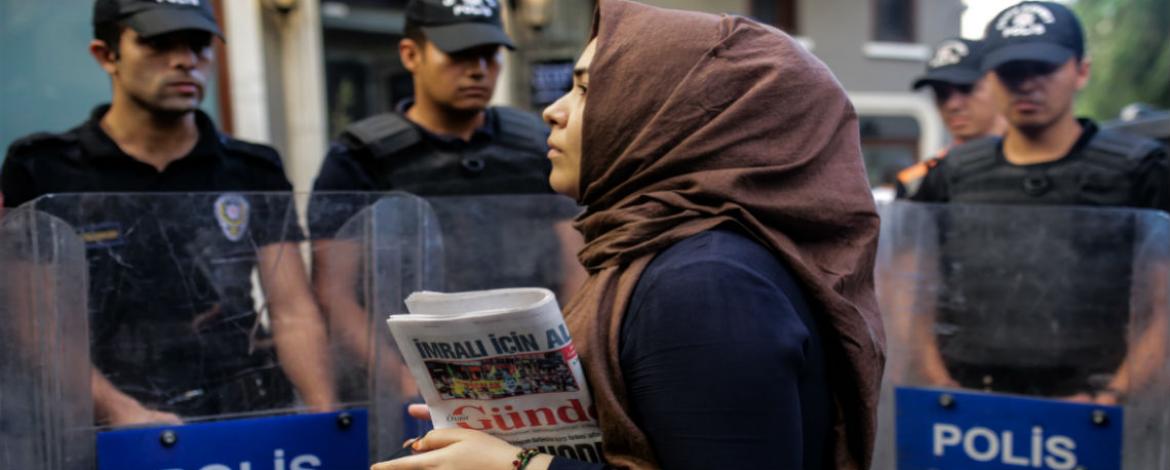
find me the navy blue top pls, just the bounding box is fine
[550,227,831,470]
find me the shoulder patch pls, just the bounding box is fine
[342,113,422,159]
[493,107,548,153]
[220,134,285,170]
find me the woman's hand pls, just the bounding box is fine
[371,428,552,470]
[407,403,431,421]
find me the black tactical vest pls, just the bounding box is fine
[337,107,565,294]
[943,128,1164,206]
[341,107,552,195]
[934,129,1163,376]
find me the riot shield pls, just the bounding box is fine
[311,192,444,460]
[423,194,584,295]
[318,193,583,461]
[874,202,1170,470]
[0,207,91,469]
[13,192,377,469]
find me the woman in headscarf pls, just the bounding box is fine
[372,0,884,469]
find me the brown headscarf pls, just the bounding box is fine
[561,1,885,469]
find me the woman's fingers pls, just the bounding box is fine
[412,428,483,452]
[407,403,432,420]
[372,429,521,470]
[371,452,432,470]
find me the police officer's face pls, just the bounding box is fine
[931,76,1002,141]
[989,58,1090,132]
[94,28,214,115]
[542,40,594,200]
[404,40,501,113]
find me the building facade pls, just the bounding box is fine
[295,0,962,192]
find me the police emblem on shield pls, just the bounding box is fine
[214,194,250,242]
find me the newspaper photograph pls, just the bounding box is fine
[387,288,604,462]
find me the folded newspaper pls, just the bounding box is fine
[387,288,604,462]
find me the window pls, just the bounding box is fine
[325,60,371,138]
[321,0,415,137]
[750,0,799,34]
[530,61,575,110]
[859,116,920,189]
[873,0,915,43]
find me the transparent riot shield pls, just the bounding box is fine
[423,194,585,296]
[14,192,376,469]
[874,202,1170,470]
[310,192,444,460]
[0,207,91,469]
[309,193,583,461]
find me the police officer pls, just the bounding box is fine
[909,1,1169,403]
[911,2,1168,207]
[310,0,551,215]
[0,0,334,425]
[308,0,568,293]
[309,0,574,389]
[897,38,1007,197]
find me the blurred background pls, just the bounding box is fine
[1,0,1166,192]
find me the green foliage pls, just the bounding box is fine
[1073,0,1170,120]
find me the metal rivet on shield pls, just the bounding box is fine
[938,393,955,409]
[159,430,178,448]
[337,412,353,429]
[981,374,994,392]
[1091,409,1109,427]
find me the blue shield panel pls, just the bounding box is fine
[97,410,369,470]
[896,387,1122,470]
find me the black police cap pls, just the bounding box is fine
[406,0,515,53]
[93,0,222,39]
[981,1,1084,73]
[912,38,986,90]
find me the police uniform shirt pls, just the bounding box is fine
[2,106,297,206]
[1,105,300,413]
[906,119,1169,395]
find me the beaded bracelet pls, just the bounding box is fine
[513,448,541,469]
